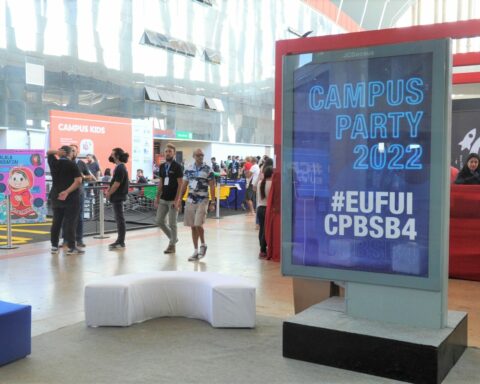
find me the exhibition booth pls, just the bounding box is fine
[273,19,480,383]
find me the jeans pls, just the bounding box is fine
[62,191,85,243]
[156,199,178,245]
[112,201,126,244]
[51,199,80,249]
[257,205,267,253]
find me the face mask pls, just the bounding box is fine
[108,156,115,163]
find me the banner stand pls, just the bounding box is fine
[93,190,110,239]
[0,195,19,250]
[215,184,221,219]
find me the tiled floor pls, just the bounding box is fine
[0,213,479,347]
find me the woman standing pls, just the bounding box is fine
[256,166,273,258]
[106,148,129,249]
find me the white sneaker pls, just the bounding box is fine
[188,250,199,261]
[198,244,207,259]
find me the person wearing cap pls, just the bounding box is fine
[47,146,83,255]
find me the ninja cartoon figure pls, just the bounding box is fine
[7,167,38,219]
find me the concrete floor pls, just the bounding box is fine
[0,213,479,344]
[0,213,293,337]
[0,212,479,382]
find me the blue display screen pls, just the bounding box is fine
[290,52,433,277]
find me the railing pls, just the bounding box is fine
[45,184,158,237]
[45,182,240,237]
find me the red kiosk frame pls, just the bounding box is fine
[272,19,480,270]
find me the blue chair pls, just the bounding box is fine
[0,300,31,366]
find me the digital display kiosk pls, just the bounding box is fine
[282,39,451,291]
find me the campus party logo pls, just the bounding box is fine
[459,128,480,154]
[308,78,425,171]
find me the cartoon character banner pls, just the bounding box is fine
[0,150,47,224]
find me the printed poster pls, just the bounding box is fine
[0,150,47,224]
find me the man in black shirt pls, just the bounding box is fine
[61,144,95,247]
[106,147,130,250]
[154,143,184,254]
[47,146,83,255]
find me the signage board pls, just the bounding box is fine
[176,131,193,140]
[50,110,133,176]
[282,39,451,291]
[0,149,47,224]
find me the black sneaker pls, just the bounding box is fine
[77,242,86,248]
[109,242,126,250]
[66,247,85,255]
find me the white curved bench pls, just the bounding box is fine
[84,271,256,328]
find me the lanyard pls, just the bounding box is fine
[164,162,171,177]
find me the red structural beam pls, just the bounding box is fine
[453,52,480,66]
[453,72,480,84]
[272,19,480,264]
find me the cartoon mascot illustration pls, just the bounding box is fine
[7,167,38,219]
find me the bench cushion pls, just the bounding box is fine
[85,272,256,328]
[0,300,31,366]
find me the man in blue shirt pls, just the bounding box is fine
[176,148,216,261]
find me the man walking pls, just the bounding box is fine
[176,148,216,261]
[154,143,183,254]
[47,146,83,255]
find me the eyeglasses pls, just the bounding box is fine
[195,154,204,157]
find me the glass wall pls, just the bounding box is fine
[0,0,343,146]
[397,0,480,54]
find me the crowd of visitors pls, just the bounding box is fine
[47,144,275,262]
[48,145,130,252]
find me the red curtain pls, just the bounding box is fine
[449,184,480,281]
[265,171,281,262]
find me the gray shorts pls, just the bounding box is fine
[184,200,208,227]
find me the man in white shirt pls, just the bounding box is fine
[245,157,260,215]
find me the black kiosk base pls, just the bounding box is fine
[283,298,467,384]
